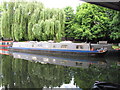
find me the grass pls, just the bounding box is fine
[112,45,120,49]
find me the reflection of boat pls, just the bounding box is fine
[0,49,9,55]
[9,41,107,56]
[92,81,120,90]
[12,52,106,68]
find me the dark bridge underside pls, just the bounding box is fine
[81,0,120,11]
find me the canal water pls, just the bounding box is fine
[0,50,120,89]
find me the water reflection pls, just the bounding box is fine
[0,50,120,89]
[12,52,107,68]
[0,49,9,55]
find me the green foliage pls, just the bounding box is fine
[64,6,75,39]
[1,1,65,41]
[54,20,61,42]
[28,22,34,40]
[74,3,113,41]
[1,1,119,42]
[112,45,120,49]
[64,3,119,42]
[110,12,120,40]
[0,5,3,38]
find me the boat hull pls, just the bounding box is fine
[9,47,107,57]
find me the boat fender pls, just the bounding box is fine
[90,48,94,51]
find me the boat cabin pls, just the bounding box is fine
[13,41,91,50]
[91,44,113,50]
[0,41,13,49]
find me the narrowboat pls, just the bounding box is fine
[8,41,107,56]
[0,41,13,55]
[0,41,13,48]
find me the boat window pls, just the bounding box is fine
[103,46,107,49]
[5,42,9,45]
[38,44,42,47]
[96,48,101,50]
[53,45,56,48]
[61,45,67,48]
[76,62,83,66]
[76,45,83,49]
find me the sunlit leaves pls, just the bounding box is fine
[64,6,74,39]
[110,12,120,40]
[73,3,118,41]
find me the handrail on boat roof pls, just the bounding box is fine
[0,41,13,42]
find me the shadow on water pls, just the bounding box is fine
[0,50,120,89]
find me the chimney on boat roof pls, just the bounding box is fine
[60,41,72,43]
[48,40,54,43]
[98,41,107,44]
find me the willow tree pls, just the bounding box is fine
[8,2,15,39]
[13,4,29,41]
[28,2,44,41]
[27,2,39,41]
[54,20,61,42]
[13,6,22,41]
[1,1,65,42]
[44,8,51,20]
[0,6,1,38]
[1,11,8,38]
[1,2,15,39]
[29,4,65,41]
[44,20,51,39]
[49,20,55,40]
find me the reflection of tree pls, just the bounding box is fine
[1,55,72,88]
[28,62,72,88]
[74,64,120,89]
[1,55,120,89]
[12,58,28,88]
[2,55,14,88]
